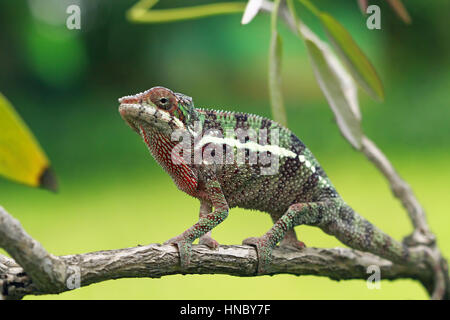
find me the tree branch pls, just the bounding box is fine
[0,206,443,300]
[0,207,66,295]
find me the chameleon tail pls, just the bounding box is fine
[322,201,424,265]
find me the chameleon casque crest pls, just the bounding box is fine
[119,86,422,273]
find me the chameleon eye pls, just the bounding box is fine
[156,96,172,110]
[148,87,175,110]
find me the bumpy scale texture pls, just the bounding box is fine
[118,86,421,273]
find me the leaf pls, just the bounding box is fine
[299,25,363,149]
[241,0,263,25]
[268,0,287,126]
[298,0,384,101]
[0,93,58,191]
[386,0,412,24]
[319,13,384,101]
[127,0,247,23]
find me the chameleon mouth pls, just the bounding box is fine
[118,102,185,134]
[118,103,151,133]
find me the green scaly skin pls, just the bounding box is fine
[119,86,423,273]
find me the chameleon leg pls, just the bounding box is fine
[198,201,219,249]
[270,214,306,250]
[245,197,421,273]
[164,178,229,268]
[243,200,332,274]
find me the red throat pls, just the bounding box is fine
[139,125,198,195]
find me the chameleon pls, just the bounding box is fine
[118,86,422,273]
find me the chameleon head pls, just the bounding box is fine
[118,86,195,136]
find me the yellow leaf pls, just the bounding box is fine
[0,93,57,191]
[127,0,246,23]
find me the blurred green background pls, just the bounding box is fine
[0,0,449,299]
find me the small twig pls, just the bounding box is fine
[360,136,433,243]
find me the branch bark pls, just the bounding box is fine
[0,206,445,300]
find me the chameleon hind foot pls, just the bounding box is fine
[242,236,274,274]
[280,238,306,250]
[199,232,220,249]
[279,230,306,251]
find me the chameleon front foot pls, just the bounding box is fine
[164,235,193,268]
[242,236,274,274]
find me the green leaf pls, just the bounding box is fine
[0,93,58,191]
[268,0,287,126]
[300,25,363,149]
[319,13,384,101]
[127,0,247,23]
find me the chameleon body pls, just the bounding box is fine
[119,86,421,273]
